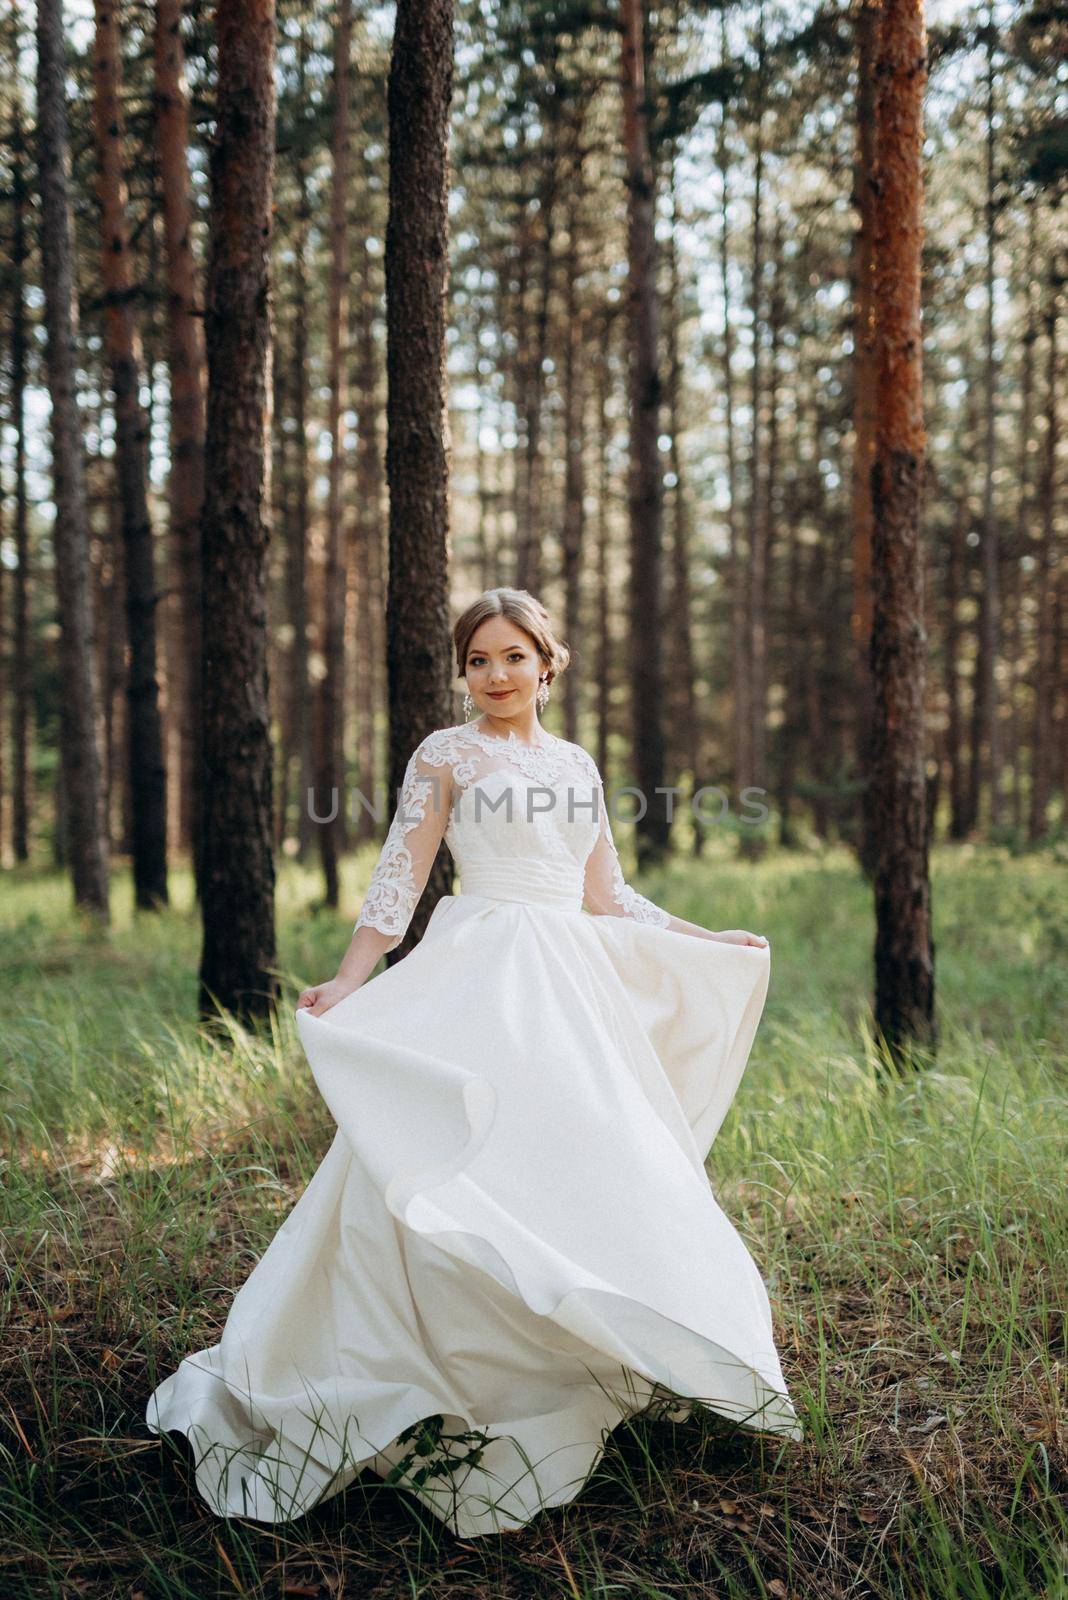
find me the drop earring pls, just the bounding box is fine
[536,677,550,711]
[463,691,474,721]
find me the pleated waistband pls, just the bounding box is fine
[458,861,585,912]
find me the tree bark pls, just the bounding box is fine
[977,5,1002,831]
[510,180,533,585]
[743,4,769,853]
[594,306,615,780]
[869,0,936,1064]
[10,78,32,864]
[804,400,833,841]
[384,0,455,961]
[516,69,559,598]
[1054,577,1066,814]
[473,290,490,591]
[1028,251,1061,841]
[316,0,354,907]
[665,148,700,843]
[620,0,669,864]
[270,299,294,848]
[851,0,879,874]
[757,202,784,829]
[944,494,969,839]
[1009,194,1038,835]
[154,0,207,884]
[560,153,586,745]
[776,444,803,850]
[92,0,168,909]
[101,487,127,852]
[36,0,110,918]
[716,61,748,810]
[198,0,278,1023]
[0,454,5,858]
[352,216,384,846]
[290,22,314,858]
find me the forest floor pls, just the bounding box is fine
[1,840,1065,1600]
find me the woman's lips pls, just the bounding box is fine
[487,690,514,698]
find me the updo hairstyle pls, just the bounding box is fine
[452,588,571,690]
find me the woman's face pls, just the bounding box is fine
[464,617,543,720]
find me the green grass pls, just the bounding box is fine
[0,843,1065,1598]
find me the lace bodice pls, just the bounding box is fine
[354,720,671,952]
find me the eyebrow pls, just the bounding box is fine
[467,643,529,655]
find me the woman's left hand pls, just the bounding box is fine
[712,928,769,948]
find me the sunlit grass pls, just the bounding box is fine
[0,842,1064,1598]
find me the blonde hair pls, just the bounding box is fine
[453,588,571,687]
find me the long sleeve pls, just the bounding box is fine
[580,760,671,928]
[354,735,454,953]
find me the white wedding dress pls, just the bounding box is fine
[146,719,799,1537]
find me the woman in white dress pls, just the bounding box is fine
[146,587,800,1538]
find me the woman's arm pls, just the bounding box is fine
[660,911,768,946]
[580,758,767,947]
[298,734,454,1014]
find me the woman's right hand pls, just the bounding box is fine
[296,975,361,1017]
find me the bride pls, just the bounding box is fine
[146,586,800,1538]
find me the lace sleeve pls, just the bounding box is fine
[354,733,454,952]
[579,753,671,927]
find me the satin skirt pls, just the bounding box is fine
[145,890,799,1537]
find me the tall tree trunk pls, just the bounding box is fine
[743,4,769,857]
[851,0,879,875]
[154,0,207,885]
[560,157,585,745]
[472,290,490,591]
[92,0,168,909]
[0,464,5,858]
[353,219,383,846]
[716,60,748,809]
[759,203,784,812]
[1055,576,1061,806]
[487,382,503,582]
[102,489,127,850]
[1028,251,1061,841]
[869,0,936,1065]
[620,0,668,864]
[516,83,559,598]
[316,0,353,907]
[10,78,32,864]
[977,4,1002,832]
[489,268,511,582]
[198,0,278,1023]
[271,304,294,848]
[955,381,982,835]
[804,400,833,841]
[665,148,700,845]
[510,185,533,583]
[1009,194,1038,836]
[945,494,969,839]
[36,0,110,918]
[1054,576,1067,813]
[384,0,455,961]
[290,26,314,858]
[776,450,803,849]
[594,306,614,779]
[964,502,983,832]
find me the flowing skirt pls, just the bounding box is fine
[145,893,799,1537]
